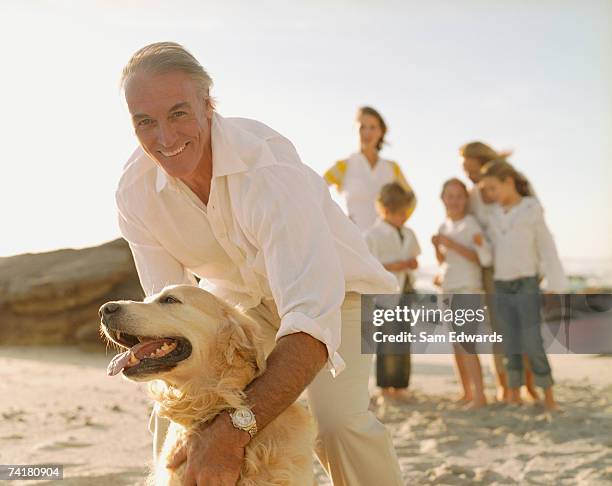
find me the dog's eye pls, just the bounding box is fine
[161,295,181,304]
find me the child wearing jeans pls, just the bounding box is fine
[480,160,567,411]
[365,182,420,400]
[432,178,492,409]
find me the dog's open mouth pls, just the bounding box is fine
[105,330,192,377]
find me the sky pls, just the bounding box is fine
[1,0,611,269]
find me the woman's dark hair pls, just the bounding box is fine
[480,159,532,197]
[357,106,387,151]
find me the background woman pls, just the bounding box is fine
[324,106,416,232]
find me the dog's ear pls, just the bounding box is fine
[219,308,266,377]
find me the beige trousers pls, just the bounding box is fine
[150,292,404,485]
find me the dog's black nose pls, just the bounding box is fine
[99,302,121,319]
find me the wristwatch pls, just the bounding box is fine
[229,407,258,438]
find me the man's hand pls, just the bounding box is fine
[166,332,327,486]
[166,412,250,486]
[405,258,418,270]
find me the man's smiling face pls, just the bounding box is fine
[125,70,212,179]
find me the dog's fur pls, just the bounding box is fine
[100,285,315,486]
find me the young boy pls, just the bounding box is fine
[365,182,420,399]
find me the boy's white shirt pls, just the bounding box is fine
[437,214,492,292]
[364,218,421,291]
[487,197,568,292]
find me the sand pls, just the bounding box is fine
[1,346,610,485]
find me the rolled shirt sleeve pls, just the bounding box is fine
[240,165,347,376]
[532,205,568,292]
[116,193,197,297]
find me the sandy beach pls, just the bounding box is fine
[1,346,610,485]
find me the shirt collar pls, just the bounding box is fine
[350,151,382,169]
[378,218,404,235]
[155,166,170,192]
[210,112,250,177]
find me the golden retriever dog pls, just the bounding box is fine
[99,285,315,486]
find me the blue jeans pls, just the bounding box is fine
[495,277,554,389]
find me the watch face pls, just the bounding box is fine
[234,409,254,427]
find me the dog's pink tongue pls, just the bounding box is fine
[106,340,172,377]
[107,341,147,377]
[107,350,131,376]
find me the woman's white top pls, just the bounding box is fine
[487,197,568,292]
[324,152,415,231]
[364,219,421,291]
[438,215,492,292]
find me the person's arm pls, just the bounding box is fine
[323,159,347,190]
[438,234,481,265]
[168,333,326,486]
[471,232,493,267]
[431,234,446,264]
[117,194,196,296]
[383,260,411,272]
[532,203,568,292]
[407,230,421,269]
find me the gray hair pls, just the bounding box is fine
[121,42,213,98]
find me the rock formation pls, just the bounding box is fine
[0,239,143,345]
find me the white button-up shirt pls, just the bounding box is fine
[364,219,421,291]
[487,197,568,292]
[325,153,415,231]
[437,215,492,292]
[116,113,397,376]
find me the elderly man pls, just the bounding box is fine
[116,41,404,486]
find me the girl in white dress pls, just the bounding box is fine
[432,178,492,409]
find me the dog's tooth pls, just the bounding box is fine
[116,331,122,341]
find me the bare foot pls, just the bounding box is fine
[380,388,411,403]
[496,387,509,402]
[465,396,488,410]
[390,389,412,403]
[454,394,473,403]
[544,398,562,412]
[505,388,522,406]
[381,388,396,398]
[543,387,561,412]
